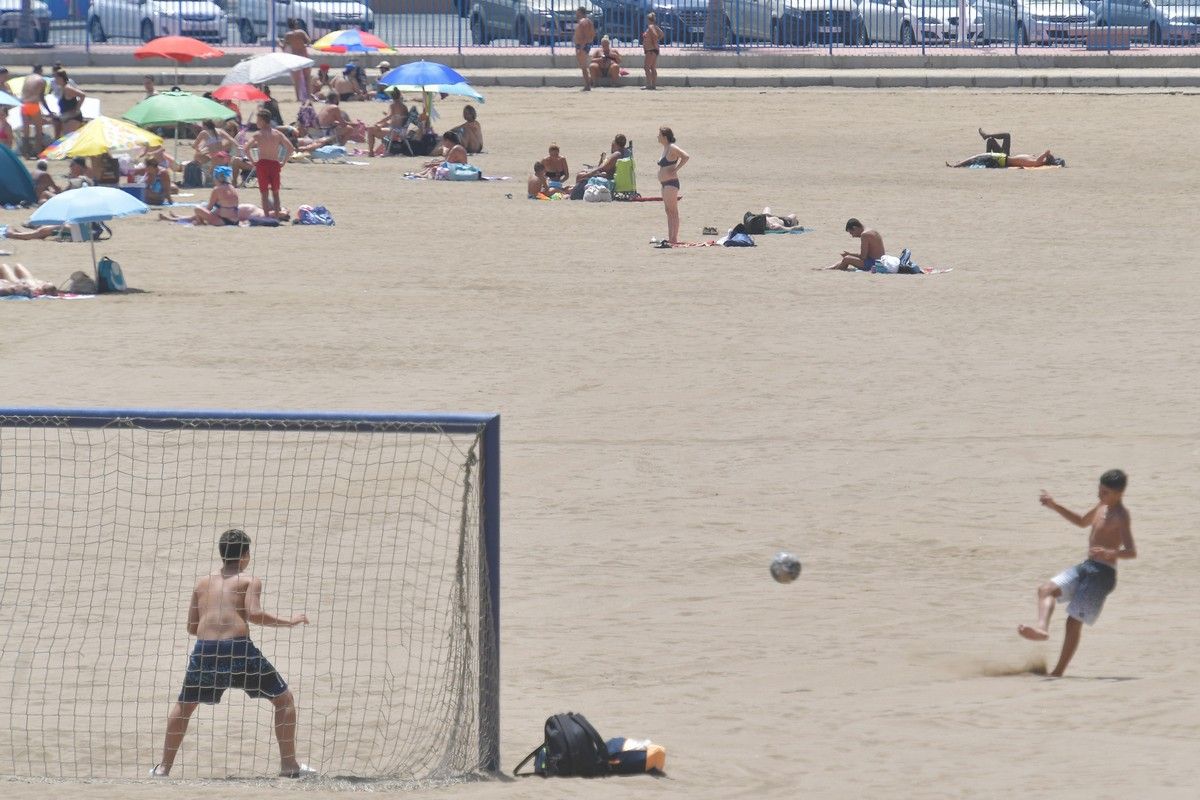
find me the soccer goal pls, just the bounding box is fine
[0,407,499,783]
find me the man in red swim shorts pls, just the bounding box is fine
[247,110,295,220]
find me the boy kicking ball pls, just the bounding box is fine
[1018,470,1137,677]
[151,528,315,778]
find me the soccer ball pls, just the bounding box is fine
[770,552,802,584]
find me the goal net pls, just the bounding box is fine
[0,408,499,783]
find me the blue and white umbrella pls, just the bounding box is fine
[31,186,149,283]
[378,61,469,90]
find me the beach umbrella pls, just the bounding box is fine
[311,29,395,53]
[134,36,225,84]
[384,81,484,103]
[212,83,270,103]
[221,53,314,87]
[5,75,51,97]
[40,116,162,160]
[123,89,234,127]
[30,186,148,285]
[0,89,19,107]
[378,61,468,90]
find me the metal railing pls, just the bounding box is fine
[10,0,1200,52]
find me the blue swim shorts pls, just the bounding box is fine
[178,637,288,704]
[1052,559,1117,626]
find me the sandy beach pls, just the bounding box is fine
[3,84,1200,799]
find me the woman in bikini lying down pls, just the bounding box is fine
[0,263,57,297]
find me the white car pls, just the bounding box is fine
[1020,0,1096,42]
[0,0,51,43]
[909,0,984,42]
[1154,0,1200,42]
[858,0,982,42]
[235,0,374,45]
[89,0,227,43]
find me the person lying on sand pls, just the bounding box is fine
[0,262,57,297]
[759,207,801,230]
[1018,471,1136,677]
[979,127,1011,155]
[816,218,884,271]
[947,150,1064,169]
[160,202,290,226]
[412,132,469,179]
[3,223,65,240]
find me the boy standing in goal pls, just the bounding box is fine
[151,528,315,778]
[1018,470,1137,677]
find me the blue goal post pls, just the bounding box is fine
[0,406,500,780]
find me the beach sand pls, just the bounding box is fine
[3,85,1200,799]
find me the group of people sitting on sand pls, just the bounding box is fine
[528,134,636,199]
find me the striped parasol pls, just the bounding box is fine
[40,116,162,160]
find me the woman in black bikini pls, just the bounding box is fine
[642,13,664,91]
[54,69,85,134]
[657,126,688,245]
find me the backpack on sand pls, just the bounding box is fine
[513,712,610,778]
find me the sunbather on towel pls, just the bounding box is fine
[3,224,64,240]
[412,132,469,179]
[0,263,57,297]
[760,207,801,230]
[817,218,885,271]
[947,149,1064,169]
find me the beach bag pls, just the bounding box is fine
[606,738,667,775]
[613,158,636,194]
[60,270,97,294]
[724,232,755,247]
[586,176,614,192]
[247,215,280,227]
[182,160,205,188]
[513,713,610,778]
[872,254,901,274]
[294,205,335,226]
[97,256,127,293]
[583,184,612,203]
[297,103,319,132]
[446,163,482,181]
[743,212,768,235]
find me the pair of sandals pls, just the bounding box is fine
[149,763,317,779]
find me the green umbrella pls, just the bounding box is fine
[122,89,235,127]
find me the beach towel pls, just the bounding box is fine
[618,195,681,202]
[762,227,813,235]
[651,239,717,248]
[1,292,94,300]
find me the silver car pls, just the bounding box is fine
[470,0,604,44]
[909,0,984,43]
[1152,0,1200,41]
[1021,0,1096,42]
[0,0,50,43]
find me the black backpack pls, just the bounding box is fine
[514,712,610,778]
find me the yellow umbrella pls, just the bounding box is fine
[40,116,162,160]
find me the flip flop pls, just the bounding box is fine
[702,226,719,236]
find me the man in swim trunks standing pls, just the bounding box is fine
[1018,470,1137,677]
[20,65,51,158]
[151,528,313,778]
[818,218,885,271]
[248,110,295,220]
[574,7,596,91]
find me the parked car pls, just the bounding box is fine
[468,0,603,44]
[646,0,780,44]
[1081,0,1181,41]
[975,0,1029,42]
[1020,0,1095,43]
[595,0,672,43]
[235,0,373,45]
[774,0,867,44]
[0,0,50,42]
[89,0,227,43]
[857,0,917,41]
[1152,0,1200,41]
[904,0,984,42]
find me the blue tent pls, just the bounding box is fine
[0,144,35,206]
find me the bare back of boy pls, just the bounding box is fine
[190,570,256,640]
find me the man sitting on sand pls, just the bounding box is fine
[589,37,622,85]
[1018,471,1137,677]
[33,160,61,202]
[818,218,885,271]
[575,134,628,184]
[445,105,483,155]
